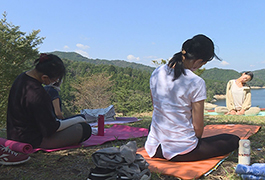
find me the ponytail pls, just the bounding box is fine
[168,34,220,81]
[168,52,186,81]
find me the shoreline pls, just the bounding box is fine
[213,86,265,100]
[213,95,226,100]
[250,86,265,89]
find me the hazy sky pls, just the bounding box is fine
[1,0,265,72]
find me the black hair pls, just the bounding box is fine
[34,54,66,81]
[244,71,254,81]
[168,34,220,81]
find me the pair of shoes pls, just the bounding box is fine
[0,145,30,165]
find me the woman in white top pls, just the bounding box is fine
[145,34,240,161]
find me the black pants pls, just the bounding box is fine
[153,133,240,162]
[40,114,91,149]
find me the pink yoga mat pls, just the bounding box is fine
[88,117,141,127]
[33,124,148,153]
[0,138,33,154]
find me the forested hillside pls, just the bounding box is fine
[201,68,240,82]
[52,51,265,86]
[201,68,265,89]
[51,51,265,106]
[59,59,153,117]
[50,51,155,73]
[253,69,265,80]
[252,69,265,86]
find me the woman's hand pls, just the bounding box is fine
[225,109,244,115]
[236,109,245,115]
[225,109,236,115]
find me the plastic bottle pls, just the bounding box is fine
[238,139,251,165]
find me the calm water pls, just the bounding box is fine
[213,88,265,108]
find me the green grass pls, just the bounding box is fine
[0,114,264,179]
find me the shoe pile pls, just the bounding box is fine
[0,145,30,165]
[87,141,151,180]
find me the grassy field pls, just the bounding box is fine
[0,113,264,180]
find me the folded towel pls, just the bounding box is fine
[252,163,265,169]
[90,141,150,180]
[92,141,137,168]
[236,164,265,177]
[241,174,265,180]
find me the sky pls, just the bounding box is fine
[1,0,265,72]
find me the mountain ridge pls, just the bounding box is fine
[48,51,155,73]
[47,51,265,86]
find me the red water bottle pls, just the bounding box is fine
[98,115,104,136]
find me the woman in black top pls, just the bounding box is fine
[7,54,91,148]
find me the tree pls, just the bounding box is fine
[112,87,132,115]
[112,88,152,116]
[71,73,113,111]
[0,12,44,124]
[152,59,167,66]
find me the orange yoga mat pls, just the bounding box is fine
[137,124,261,180]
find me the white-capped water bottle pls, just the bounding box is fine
[238,139,251,165]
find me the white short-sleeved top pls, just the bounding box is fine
[145,64,207,160]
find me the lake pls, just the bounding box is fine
[213,88,265,108]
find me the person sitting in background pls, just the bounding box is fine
[7,54,92,149]
[225,71,260,115]
[44,80,64,119]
